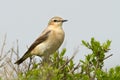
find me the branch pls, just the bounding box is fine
[0,34,7,58]
[69,62,80,73]
[59,48,79,70]
[104,54,113,60]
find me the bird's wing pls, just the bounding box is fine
[25,30,51,54]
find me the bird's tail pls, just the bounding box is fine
[14,52,31,65]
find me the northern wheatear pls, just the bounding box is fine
[15,16,67,65]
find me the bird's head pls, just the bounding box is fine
[48,16,67,27]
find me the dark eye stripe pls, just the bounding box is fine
[53,20,62,22]
[53,20,58,22]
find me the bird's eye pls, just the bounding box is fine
[53,20,58,22]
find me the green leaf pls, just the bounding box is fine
[80,60,85,64]
[60,48,66,57]
[107,40,111,48]
[82,40,88,47]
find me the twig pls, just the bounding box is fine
[0,50,10,61]
[69,62,80,73]
[59,48,79,70]
[0,34,7,58]
[28,56,33,71]
[6,57,18,74]
[104,54,113,60]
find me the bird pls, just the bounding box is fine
[15,16,67,65]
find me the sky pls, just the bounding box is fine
[0,0,120,69]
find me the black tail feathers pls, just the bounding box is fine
[15,53,30,65]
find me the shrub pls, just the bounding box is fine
[0,37,120,80]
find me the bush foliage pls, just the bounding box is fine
[0,37,120,80]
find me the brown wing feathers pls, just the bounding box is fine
[14,30,51,65]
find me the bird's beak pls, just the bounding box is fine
[62,20,68,22]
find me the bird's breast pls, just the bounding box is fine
[31,29,65,56]
[46,29,65,51]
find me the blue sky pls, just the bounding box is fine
[0,0,120,69]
